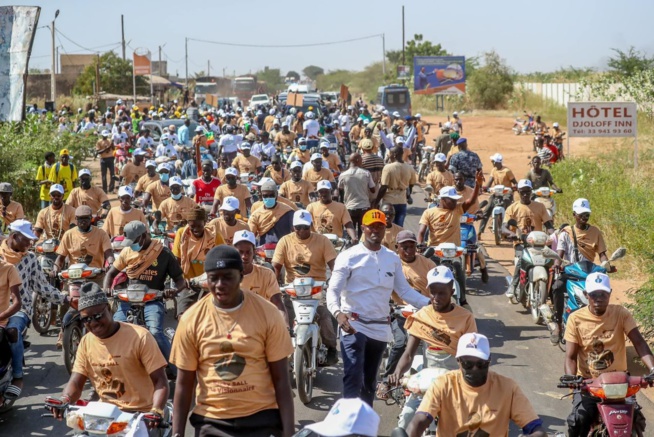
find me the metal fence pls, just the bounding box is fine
[517,82,629,107]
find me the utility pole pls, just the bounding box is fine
[382,34,386,76]
[185,37,188,89]
[223,67,225,78]
[207,60,210,77]
[51,9,59,105]
[158,46,162,76]
[121,15,126,61]
[402,5,405,66]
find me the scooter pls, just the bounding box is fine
[60,263,104,375]
[417,146,435,182]
[44,397,173,437]
[460,201,488,280]
[533,186,558,220]
[558,372,652,437]
[32,238,61,334]
[282,277,327,404]
[423,244,463,304]
[517,230,556,324]
[255,242,277,270]
[484,185,513,246]
[422,185,439,209]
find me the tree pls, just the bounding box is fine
[386,34,449,74]
[193,71,206,79]
[73,51,147,95]
[256,67,284,92]
[303,65,324,80]
[607,46,654,78]
[467,50,514,109]
[286,70,300,81]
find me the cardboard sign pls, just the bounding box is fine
[287,92,303,107]
[340,84,349,102]
[205,94,218,107]
[567,102,637,138]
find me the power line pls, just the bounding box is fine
[187,33,383,49]
[55,28,120,53]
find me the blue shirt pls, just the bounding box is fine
[178,125,190,146]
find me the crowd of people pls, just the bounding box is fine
[0,95,651,437]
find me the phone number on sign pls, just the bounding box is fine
[570,128,633,136]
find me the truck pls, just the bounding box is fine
[193,77,233,106]
[233,75,267,107]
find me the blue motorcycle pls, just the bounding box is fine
[459,204,488,282]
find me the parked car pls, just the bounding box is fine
[249,94,271,110]
[141,119,200,144]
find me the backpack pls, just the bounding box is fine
[55,162,76,180]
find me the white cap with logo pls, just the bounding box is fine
[517,179,533,189]
[456,333,491,361]
[226,167,239,177]
[586,272,611,293]
[118,186,134,198]
[79,168,92,178]
[305,398,380,437]
[433,153,447,163]
[49,184,64,194]
[9,219,38,240]
[233,230,256,246]
[316,180,332,191]
[573,198,591,215]
[293,210,313,227]
[490,153,503,163]
[439,186,462,200]
[290,161,303,170]
[219,196,239,211]
[427,266,455,286]
[169,176,183,187]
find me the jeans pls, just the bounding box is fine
[567,391,600,437]
[7,312,30,379]
[340,331,387,405]
[509,244,525,291]
[40,200,50,209]
[348,208,369,238]
[100,157,116,193]
[113,300,175,374]
[342,136,352,154]
[382,316,407,378]
[393,203,407,227]
[552,276,566,325]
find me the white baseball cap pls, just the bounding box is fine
[517,179,533,190]
[226,167,239,177]
[553,122,559,128]
[311,153,322,162]
[9,219,38,240]
[293,209,313,227]
[427,265,455,286]
[439,186,462,200]
[145,160,157,168]
[317,180,332,191]
[433,153,447,163]
[586,272,611,293]
[133,148,148,156]
[252,177,274,187]
[79,168,92,178]
[490,153,503,163]
[195,126,204,132]
[169,176,183,187]
[573,198,591,215]
[240,142,251,150]
[456,333,491,361]
[290,161,303,170]
[49,184,64,195]
[415,113,422,118]
[220,196,240,211]
[305,398,380,437]
[156,163,170,173]
[395,136,406,145]
[392,111,400,117]
[118,186,134,198]
[233,230,256,246]
[101,130,110,137]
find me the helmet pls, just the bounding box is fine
[306,111,315,119]
[290,108,297,115]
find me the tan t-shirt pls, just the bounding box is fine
[560,225,607,263]
[102,207,148,238]
[135,173,160,193]
[419,206,464,246]
[425,170,454,193]
[232,155,262,175]
[172,226,225,279]
[306,201,352,238]
[35,204,77,240]
[170,292,293,419]
[417,371,539,437]
[121,162,147,185]
[0,261,21,327]
[208,217,249,246]
[266,168,291,186]
[66,187,109,213]
[324,153,342,171]
[272,232,337,283]
[216,167,229,185]
[250,196,298,214]
[490,166,516,187]
[0,201,25,230]
[275,131,296,148]
[402,255,437,297]
[504,201,550,232]
[158,196,198,230]
[56,226,111,268]
[145,181,171,211]
[564,305,637,378]
[304,168,335,190]
[456,185,479,213]
[214,185,251,215]
[241,264,281,301]
[95,138,114,159]
[381,162,418,205]
[279,179,312,206]
[291,148,311,164]
[249,203,294,237]
[405,305,477,356]
[73,323,167,411]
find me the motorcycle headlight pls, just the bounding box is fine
[442,248,457,258]
[83,415,112,433]
[601,383,628,399]
[295,284,313,297]
[67,268,83,279]
[42,241,57,252]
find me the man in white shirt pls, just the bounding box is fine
[251,132,277,167]
[155,134,178,161]
[326,209,429,405]
[303,111,321,139]
[338,153,375,238]
[137,129,155,150]
[218,125,243,162]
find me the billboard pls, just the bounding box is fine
[133,49,151,76]
[0,6,41,122]
[397,65,410,80]
[413,56,466,95]
[567,102,637,138]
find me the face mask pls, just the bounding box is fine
[263,197,276,208]
[299,146,307,151]
[130,238,143,252]
[171,192,183,200]
[160,173,170,183]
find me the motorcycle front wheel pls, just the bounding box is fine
[63,323,83,375]
[32,294,53,334]
[529,281,547,324]
[294,343,313,404]
[494,215,502,246]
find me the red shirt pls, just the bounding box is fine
[193,177,221,204]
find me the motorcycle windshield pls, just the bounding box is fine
[564,261,607,280]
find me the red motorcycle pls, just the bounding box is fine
[558,372,653,436]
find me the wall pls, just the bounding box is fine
[518,82,630,107]
[26,73,78,101]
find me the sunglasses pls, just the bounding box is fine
[80,310,105,325]
[459,359,490,370]
[294,225,310,231]
[587,291,609,300]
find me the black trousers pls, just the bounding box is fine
[100,157,115,193]
[348,208,369,238]
[190,409,282,437]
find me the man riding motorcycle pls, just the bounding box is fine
[307,180,358,242]
[153,176,197,232]
[34,184,77,240]
[249,180,295,246]
[134,160,160,198]
[425,153,454,195]
[563,273,654,437]
[279,161,313,207]
[65,169,111,217]
[210,168,252,218]
[102,186,147,238]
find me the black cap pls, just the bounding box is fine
[205,245,244,273]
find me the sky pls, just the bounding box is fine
[13,0,654,79]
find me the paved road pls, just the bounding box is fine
[1,190,652,436]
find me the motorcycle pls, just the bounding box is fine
[533,186,558,220]
[537,135,561,166]
[459,206,488,280]
[282,277,327,404]
[483,185,513,246]
[60,263,104,375]
[44,397,173,437]
[32,238,61,334]
[423,244,463,305]
[417,146,435,182]
[255,242,276,271]
[557,372,652,437]
[113,284,174,342]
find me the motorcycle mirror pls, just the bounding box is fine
[610,247,627,261]
[424,186,433,193]
[542,247,562,260]
[479,200,489,208]
[423,247,435,259]
[507,219,518,228]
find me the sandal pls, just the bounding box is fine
[376,381,390,400]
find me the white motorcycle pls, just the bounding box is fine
[44,397,173,437]
[533,186,558,220]
[423,243,463,304]
[488,184,513,246]
[282,277,326,404]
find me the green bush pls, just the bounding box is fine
[0,115,95,218]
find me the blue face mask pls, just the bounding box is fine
[263,197,277,208]
[160,173,170,183]
[130,237,142,252]
[299,146,307,151]
[171,192,183,200]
